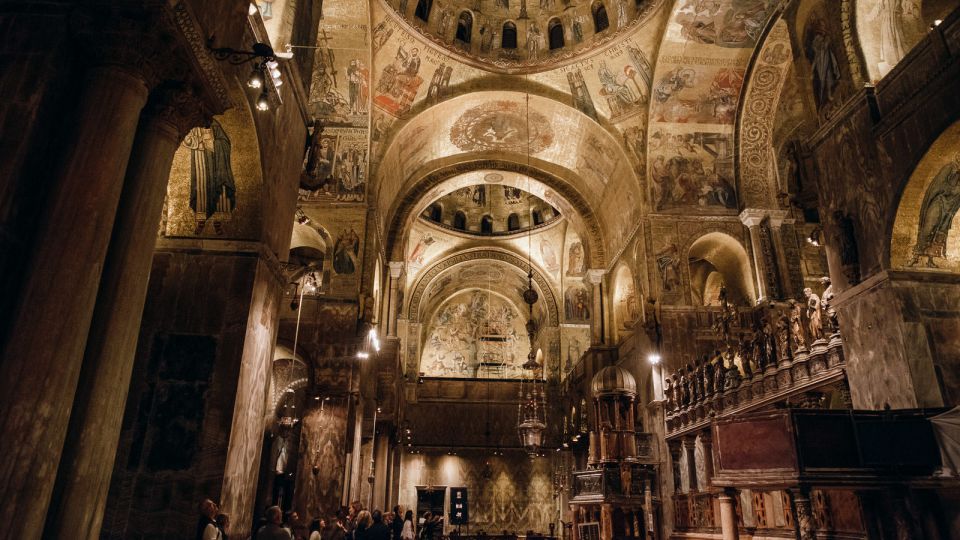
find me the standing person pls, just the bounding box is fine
[401,510,415,540]
[309,518,325,540]
[215,513,230,538]
[196,499,222,540]
[256,506,293,540]
[366,510,392,540]
[355,510,373,540]
[391,506,404,540]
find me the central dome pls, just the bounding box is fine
[381,0,663,72]
[420,183,560,236]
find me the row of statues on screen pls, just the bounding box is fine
[664,279,838,409]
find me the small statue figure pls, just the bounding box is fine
[776,314,792,362]
[804,288,824,341]
[751,321,768,371]
[678,370,689,407]
[664,376,675,411]
[713,353,726,392]
[738,332,754,378]
[789,299,806,351]
[820,276,839,333]
[703,355,715,396]
[724,348,741,390]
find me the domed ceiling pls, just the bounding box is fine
[420,182,560,235]
[382,0,666,72]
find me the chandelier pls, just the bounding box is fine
[517,86,547,456]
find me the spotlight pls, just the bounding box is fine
[357,351,370,360]
[247,67,264,89]
[647,353,662,365]
[256,89,270,111]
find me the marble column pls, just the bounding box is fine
[698,432,714,486]
[44,86,205,540]
[600,503,614,540]
[767,210,796,300]
[718,489,740,540]
[0,63,149,538]
[387,262,404,337]
[739,209,778,302]
[587,269,605,345]
[790,488,815,540]
[682,436,698,492]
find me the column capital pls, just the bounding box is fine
[767,209,795,229]
[739,208,768,227]
[586,269,605,285]
[388,261,405,278]
[144,82,214,139]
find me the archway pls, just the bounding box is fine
[687,232,756,306]
[890,120,960,272]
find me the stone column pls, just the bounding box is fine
[0,63,149,537]
[44,86,206,540]
[718,489,740,540]
[682,436,698,492]
[790,488,815,540]
[767,210,796,299]
[600,503,614,540]
[739,209,778,302]
[387,262,404,337]
[587,269,605,345]
[698,432,714,486]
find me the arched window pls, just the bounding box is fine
[453,211,467,230]
[592,1,609,33]
[507,213,520,231]
[481,215,493,234]
[532,209,544,225]
[415,0,432,22]
[502,22,518,49]
[548,18,565,50]
[455,11,473,43]
[429,203,442,222]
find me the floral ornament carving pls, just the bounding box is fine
[737,21,792,208]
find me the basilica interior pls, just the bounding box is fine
[2,0,960,539]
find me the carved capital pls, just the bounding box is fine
[388,261,405,279]
[144,82,213,138]
[767,209,794,229]
[739,208,768,228]
[586,269,605,285]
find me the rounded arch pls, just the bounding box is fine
[455,10,473,44]
[270,345,311,416]
[890,120,960,272]
[502,20,518,49]
[406,248,561,328]
[164,81,264,242]
[735,16,795,208]
[686,232,756,306]
[383,158,608,269]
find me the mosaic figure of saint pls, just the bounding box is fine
[184,119,236,235]
[909,155,960,268]
[333,228,360,274]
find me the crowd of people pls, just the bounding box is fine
[197,498,444,540]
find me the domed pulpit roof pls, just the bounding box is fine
[590,365,637,397]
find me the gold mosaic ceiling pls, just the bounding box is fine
[381,0,666,72]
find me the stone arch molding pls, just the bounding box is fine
[384,157,607,269]
[407,248,561,328]
[736,18,793,209]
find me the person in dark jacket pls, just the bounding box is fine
[364,510,392,540]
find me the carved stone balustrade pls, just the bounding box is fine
[661,300,847,439]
